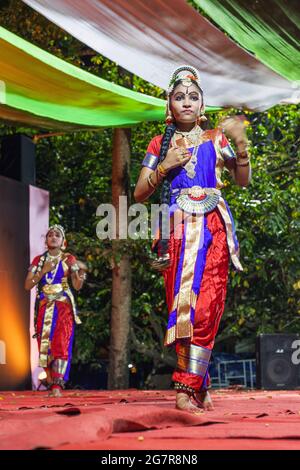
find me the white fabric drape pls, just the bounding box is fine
[23,0,297,110]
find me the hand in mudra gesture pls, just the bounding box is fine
[163,146,192,171]
[219,116,249,150]
[77,260,88,278]
[77,260,87,271]
[42,260,58,274]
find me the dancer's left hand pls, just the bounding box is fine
[219,116,249,150]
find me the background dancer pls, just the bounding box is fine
[25,224,87,397]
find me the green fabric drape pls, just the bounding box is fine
[0,26,219,130]
[196,0,300,82]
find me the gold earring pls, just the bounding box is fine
[165,113,174,125]
[197,114,207,125]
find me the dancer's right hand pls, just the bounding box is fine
[163,146,191,171]
[42,260,58,274]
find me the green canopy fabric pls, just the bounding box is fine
[0,26,220,131]
[196,0,300,82]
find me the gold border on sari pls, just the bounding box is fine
[39,301,55,368]
[217,197,243,271]
[62,277,82,324]
[175,215,203,339]
[164,325,176,346]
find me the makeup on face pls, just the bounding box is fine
[170,84,202,126]
[47,229,63,246]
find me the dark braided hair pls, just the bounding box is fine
[155,78,204,260]
[157,123,176,258]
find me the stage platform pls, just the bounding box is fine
[1,389,300,450]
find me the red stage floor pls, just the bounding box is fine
[1,389,300,450]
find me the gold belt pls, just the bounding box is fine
[174,186,221,215]
[42,283,64,295]
[42,284,66,302]
[176,186,221,197]
[45,292,66,302]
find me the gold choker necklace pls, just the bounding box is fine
[47,251,62,260]
[174,126,202,146]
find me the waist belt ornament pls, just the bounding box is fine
[175,186,221,214]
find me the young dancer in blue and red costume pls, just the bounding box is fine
[25,225,86,397]
[134,66,251,411]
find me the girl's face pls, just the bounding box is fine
[46,229,63,249]
[170,83,203,125]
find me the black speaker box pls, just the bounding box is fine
[256,334,300,390]
[0,134,35,185]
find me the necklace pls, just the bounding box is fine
[174,125,203,147]
[183,145,199,179]
[45,251,62,284]
[173,126,203,179]
[47,251,62,260]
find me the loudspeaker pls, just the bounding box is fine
[0,134,35,185]
[256,334,300,390]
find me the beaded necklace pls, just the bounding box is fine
[45,251,62,284]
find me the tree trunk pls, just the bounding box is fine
[108,128,131,390]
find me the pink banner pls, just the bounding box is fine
[29,185,49,389]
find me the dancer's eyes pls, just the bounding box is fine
[48,231,61,239]
[174,94,199,101]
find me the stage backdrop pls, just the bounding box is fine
[0,176,49,390]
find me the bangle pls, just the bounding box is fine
[236,149,248,159]
[236,159,250,167]
[157,163,168,177]
[32,274,39,284]
[147,173,157,189]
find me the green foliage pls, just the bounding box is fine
[217,106,300,349]
[0,1,299,376]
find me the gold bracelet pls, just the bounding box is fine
[236,152,249,160]
[32,274,39,284]
[157,163,168,177]
[236,159,250,167]
[147,173,157,189]
[236,149,248,158]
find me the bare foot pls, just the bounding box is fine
[193,390,214,410]
[176,392,200,412]
[48,387,62,397]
